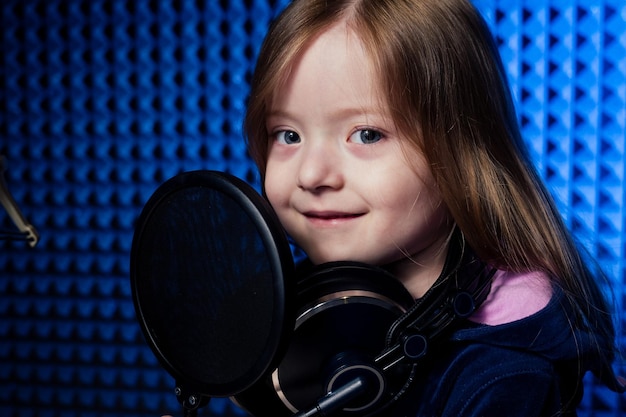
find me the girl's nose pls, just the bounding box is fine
[296,141,344,192]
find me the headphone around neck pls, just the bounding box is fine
[233,228,495,417]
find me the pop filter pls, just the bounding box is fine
[130,170,295,407]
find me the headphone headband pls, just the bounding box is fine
[379,229,495,371]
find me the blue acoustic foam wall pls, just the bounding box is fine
[0,0,624,416]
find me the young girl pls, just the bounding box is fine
[240,0,624,415]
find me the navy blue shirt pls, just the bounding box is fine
[387,289,624,416]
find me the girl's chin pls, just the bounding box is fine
[306,253,358,265]
[304,251,397,267]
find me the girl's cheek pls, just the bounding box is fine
[263,175,283,208]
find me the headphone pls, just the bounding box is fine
[130,171,494,417]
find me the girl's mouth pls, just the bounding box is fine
[303,211,365,225]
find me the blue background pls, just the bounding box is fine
[0,0,624,416]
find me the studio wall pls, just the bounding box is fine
[1,0,624,416]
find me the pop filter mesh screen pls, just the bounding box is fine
[135,185,275,388]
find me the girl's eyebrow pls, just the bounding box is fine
[266,109,292,119]
[266,109,301,127]
[268,106,390,122]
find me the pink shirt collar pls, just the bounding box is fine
[469,269,553,326]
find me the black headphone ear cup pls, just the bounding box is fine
[233,262,415,417]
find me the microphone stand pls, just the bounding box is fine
[0,155,39,247]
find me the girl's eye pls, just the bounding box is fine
[350,129,384,144]
[275,130,301,145]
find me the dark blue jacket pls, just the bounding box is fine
[388,289,624,416]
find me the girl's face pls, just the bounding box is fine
[264,22,451,295]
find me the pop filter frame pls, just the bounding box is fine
[130,170,295,400]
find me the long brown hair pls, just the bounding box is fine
[245,0,617,377]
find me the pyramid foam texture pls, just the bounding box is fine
[1,0,625,415]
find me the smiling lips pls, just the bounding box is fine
[303,210,365,226]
